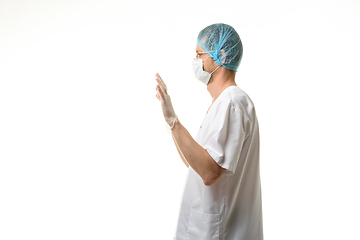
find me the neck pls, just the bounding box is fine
[207,67,237,102]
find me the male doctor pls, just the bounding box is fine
[155,23,263,240]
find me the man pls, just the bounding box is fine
[155,23,263,240]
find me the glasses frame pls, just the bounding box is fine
[195,51,208,59]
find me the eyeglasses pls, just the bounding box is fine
[195,51,207,59]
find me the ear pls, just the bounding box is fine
[220,49,226,64]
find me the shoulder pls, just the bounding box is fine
[219,86,256,121]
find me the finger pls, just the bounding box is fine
[157,91,164,103]
[155,73,164,88]
[157,74,167,93]
[155,85,160,100]
[155,76,163,90]
[157,85,164,98]
[155,73,167,94]
[156,85,165,102]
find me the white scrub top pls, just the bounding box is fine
[174,86,263,240]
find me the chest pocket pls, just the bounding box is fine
[186,208,221,240]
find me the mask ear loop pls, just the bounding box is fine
[202,54,221,74]
[202,56,210,61]
[210,65,221,74]
[201,56,221,75]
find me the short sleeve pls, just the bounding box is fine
[203,100,247,175]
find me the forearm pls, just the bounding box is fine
[171,119,224,186]
[154,73,224,185]
[172,133,189,168]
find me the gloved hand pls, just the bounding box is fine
[155,73,178,129]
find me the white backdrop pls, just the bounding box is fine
[1,0,359,239]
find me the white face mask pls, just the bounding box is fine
[192,57,220,85]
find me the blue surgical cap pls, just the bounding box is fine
[197,23,243,71]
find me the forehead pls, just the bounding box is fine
[195,45,205,52]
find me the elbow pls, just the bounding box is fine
[203,180,215,187]
[203,173,220,186]
[202,166,226,186]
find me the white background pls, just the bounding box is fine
[1,0,359,239]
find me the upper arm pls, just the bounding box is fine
[203,102,247,176]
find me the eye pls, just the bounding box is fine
[195,52,205,59]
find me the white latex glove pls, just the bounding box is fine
[155,73,178,129]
